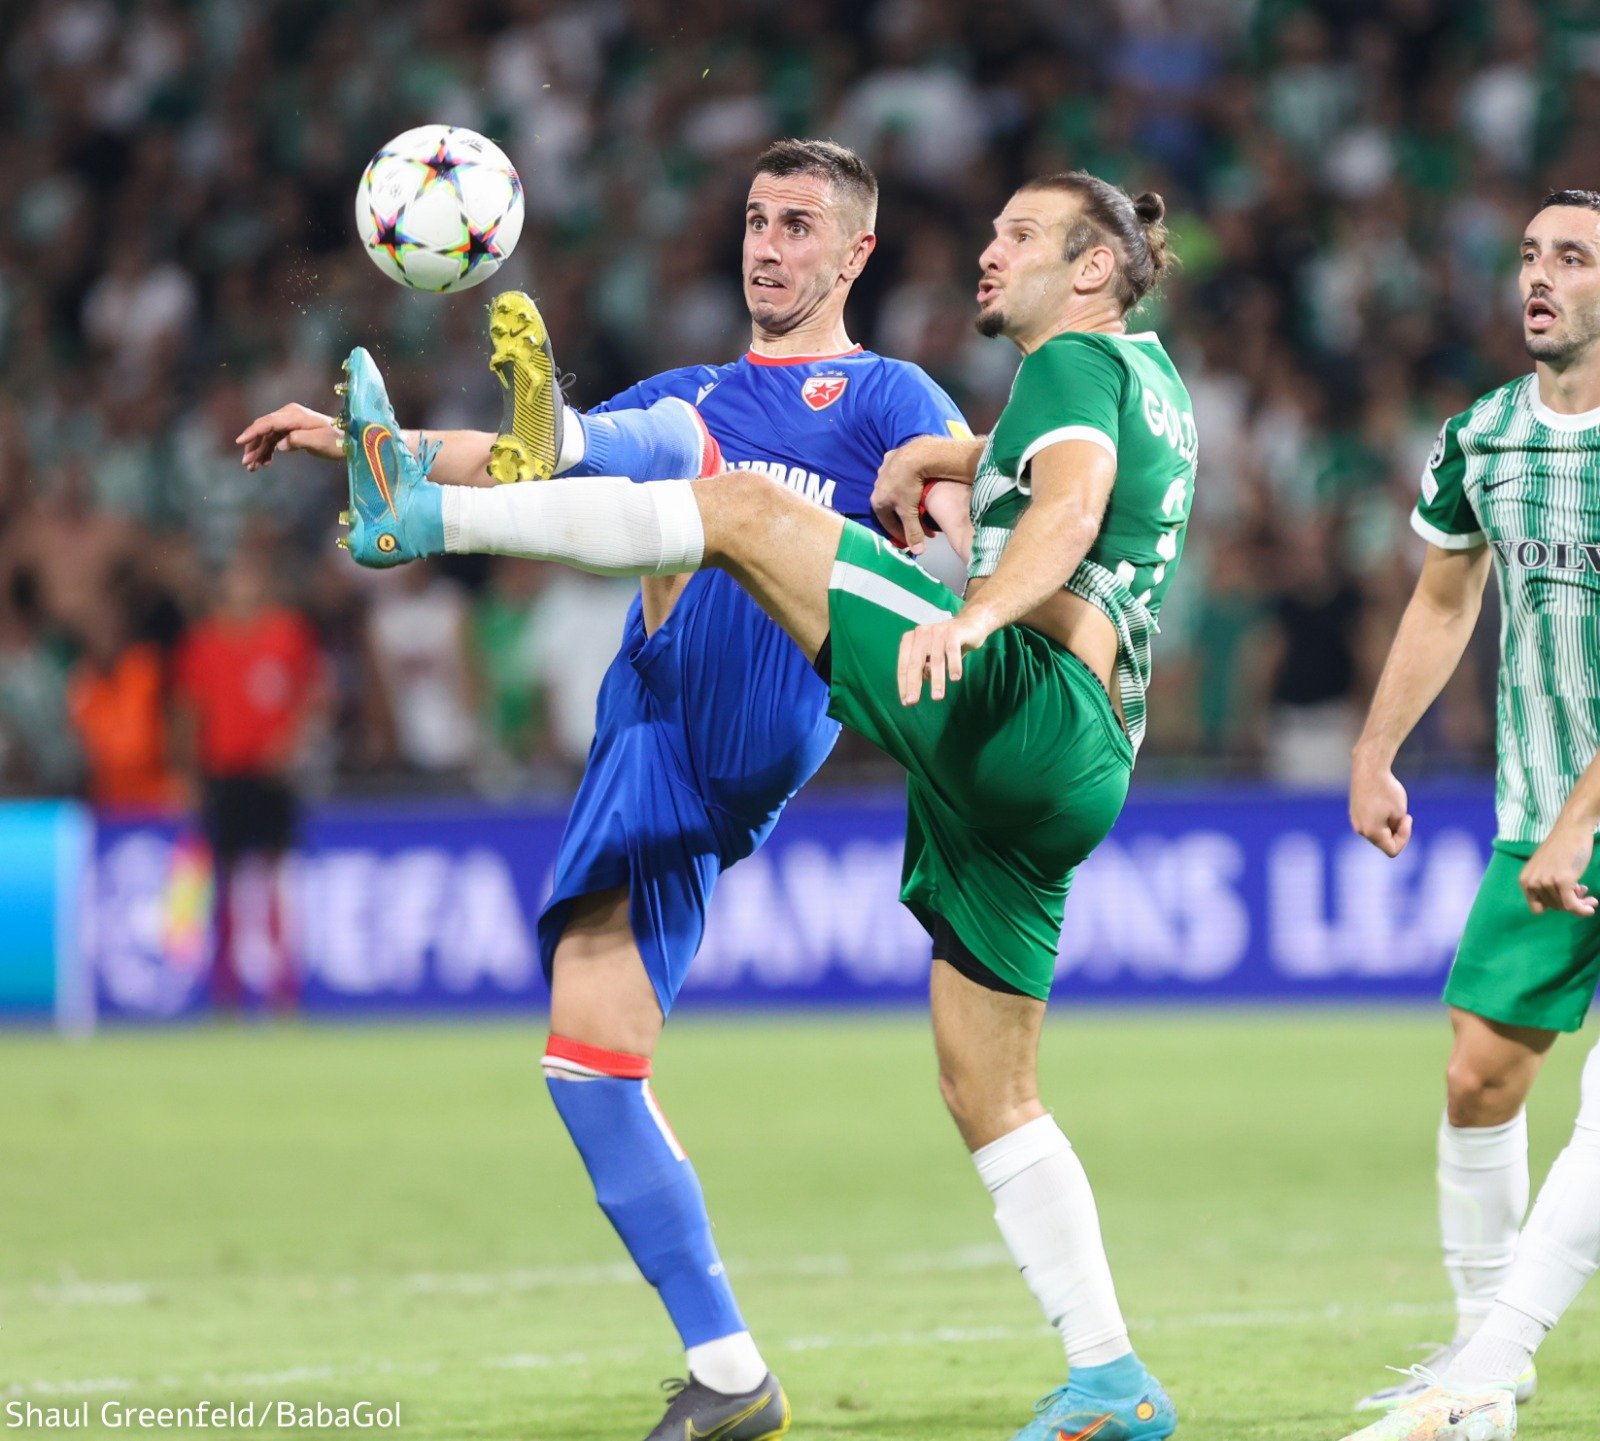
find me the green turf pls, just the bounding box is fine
[2,1012,1596,1439]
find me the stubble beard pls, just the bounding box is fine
[1526,298,1600,369]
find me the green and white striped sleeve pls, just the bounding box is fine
[1411,414,1484,550]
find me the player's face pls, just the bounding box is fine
[1520,206,1600,366]
[974,189,1092,343]
[742,173,869,336]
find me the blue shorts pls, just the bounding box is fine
[537,571,839,1015]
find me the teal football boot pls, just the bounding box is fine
[1010,1371,1177,1441]
[336,346,445,568]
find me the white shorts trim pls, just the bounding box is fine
[829,559,953,627]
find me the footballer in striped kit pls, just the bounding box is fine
[1347,188,1600,1441]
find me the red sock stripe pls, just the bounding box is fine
[544,1035,652,1079]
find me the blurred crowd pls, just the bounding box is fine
[2,0,1598,807]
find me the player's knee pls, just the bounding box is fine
[937,1062,1037,1149]
[1445,1055,1529,1126]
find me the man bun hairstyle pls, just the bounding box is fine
[1537,188,1600,215]
[753,138,878,234]
[1021,172,1174,313]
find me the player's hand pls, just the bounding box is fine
[1521,820,1598,916]
[1349,756,1413,856]
[873,437,948,555]
[236,404,343,471]
[898,609,994,705]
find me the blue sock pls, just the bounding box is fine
[543,1037,745,1348]
[1070,1353,1147,1396]
[569,397,712,481]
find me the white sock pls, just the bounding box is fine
[1450,1039,1600,1386]
[442,476,704,576]
[1437,1110,1528,1340]
[686,1331,767,1394]
[973,1114,1131,1368]
[554,404,586,474]
[1446,1305,1543,1391]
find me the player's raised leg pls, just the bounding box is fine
[338,366,842,663]
[930,959,1175,1441]
[542,888,788,1440]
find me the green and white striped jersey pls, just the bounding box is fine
[969,330,1197,754]
[1413,374,1600,846]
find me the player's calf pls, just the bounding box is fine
[541,1037,775,1410]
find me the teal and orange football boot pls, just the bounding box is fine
[1010,1370,1177,1441]
[335,346,445,568]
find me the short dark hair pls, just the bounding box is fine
[1018,171,1174,313]
[752,139,878,234]
[1537,189,1600,215]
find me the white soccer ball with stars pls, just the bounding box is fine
[355,125,525,293]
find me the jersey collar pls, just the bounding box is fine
[1527,374,1600,432]
[745,346,865,367]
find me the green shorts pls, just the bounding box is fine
[1445,840,1600,1032]
[825,522,1133,1000]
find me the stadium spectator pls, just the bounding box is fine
[172,548,324,1007]
[66,607,180,812]
[363,561,483,779]
[5,0,1600,798]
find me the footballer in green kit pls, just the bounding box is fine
[1345,189,1600,1441]
[326,171,1194,1440]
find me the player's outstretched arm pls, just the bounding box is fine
[237,404,497,487]
[873,434,985,552]
[898,439,1113,705]
[1350,543,1492,856]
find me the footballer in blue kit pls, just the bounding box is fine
[238,139,967,1441]
[543,344,965,1016]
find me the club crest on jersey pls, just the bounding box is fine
[802,374,848,411]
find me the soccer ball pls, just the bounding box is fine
[355,125,525,293]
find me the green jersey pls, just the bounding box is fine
[969,330,1197,753]
[1414,374,1600,847]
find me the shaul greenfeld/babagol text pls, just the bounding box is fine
[4,1401,402,1430]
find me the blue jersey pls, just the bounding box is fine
[594,347,968,526]
[540,348,965,1014]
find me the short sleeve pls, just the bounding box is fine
[874,362,971,452]
[1000,337,1124,479]
[1411,415,1485,550]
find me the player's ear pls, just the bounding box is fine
[1072,243,1117,296]
[842,231,877,281]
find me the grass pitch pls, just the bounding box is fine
[4,1012,1597,1439]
